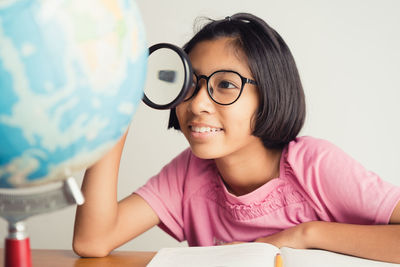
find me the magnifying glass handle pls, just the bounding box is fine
[5,237,32,267]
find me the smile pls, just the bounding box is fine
[190,126,223,133]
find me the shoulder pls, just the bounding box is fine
[282,136,358,187]
[282,136,368,191]
[285,136,344,164]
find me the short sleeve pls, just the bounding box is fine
[285,137,400,224]
[135,148,192,241]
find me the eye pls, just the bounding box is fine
[209,86,214,95]
[218,80,238,89]
[211,71,242,91]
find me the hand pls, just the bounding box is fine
[255,222,313,249]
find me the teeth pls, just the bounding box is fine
[191,126,221,133]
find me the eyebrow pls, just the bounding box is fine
[193,68,241,75]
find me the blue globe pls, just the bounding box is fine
[0,0,148,188]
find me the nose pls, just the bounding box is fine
[187,80,214,114]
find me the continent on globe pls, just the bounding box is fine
[0,0,148,188]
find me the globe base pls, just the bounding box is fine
[0,177,84,266]
[5,227,32,267]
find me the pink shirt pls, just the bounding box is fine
[135,136,400,246]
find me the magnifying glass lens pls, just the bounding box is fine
[143,47,186,108]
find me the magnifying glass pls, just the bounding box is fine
[142,43,193,109]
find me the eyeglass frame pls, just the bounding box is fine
[184,69,257,105]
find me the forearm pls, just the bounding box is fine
[73,133,127,255]
[74,166,119,241]
[305,221,400,263]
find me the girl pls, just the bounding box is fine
[73,13,400,263]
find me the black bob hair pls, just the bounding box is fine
[168,13,306,150]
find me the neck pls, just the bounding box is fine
[215,139,282,196]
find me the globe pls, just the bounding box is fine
[0,0,148,188]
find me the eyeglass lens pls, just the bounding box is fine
[184,71,243,105]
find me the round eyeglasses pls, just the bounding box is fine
[184,70,257,105]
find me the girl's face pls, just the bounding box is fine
[176,37,262,160]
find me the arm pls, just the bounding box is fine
[256,138,400,263]
[72,132,159,257]
[256,201,400,263]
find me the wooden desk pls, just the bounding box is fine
[0,248,156,267]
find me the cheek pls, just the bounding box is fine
[249,109,259,132]
[175,104,187,127]
[245,99,260,133]
[226,103,258,134]
[224,111,254,136]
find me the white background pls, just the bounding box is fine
[1,0,399,252]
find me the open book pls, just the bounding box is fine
[147,243,399,267]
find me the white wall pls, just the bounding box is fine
[1,0,399,252]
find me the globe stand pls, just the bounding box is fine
[0,177,84,267]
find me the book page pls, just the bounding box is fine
[147,243,280,267]
[281,247,400,267]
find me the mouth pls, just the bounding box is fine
[189,125,223,133]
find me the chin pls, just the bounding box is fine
[189,144,223,160]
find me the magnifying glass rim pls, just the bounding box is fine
[142,42,193,110]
